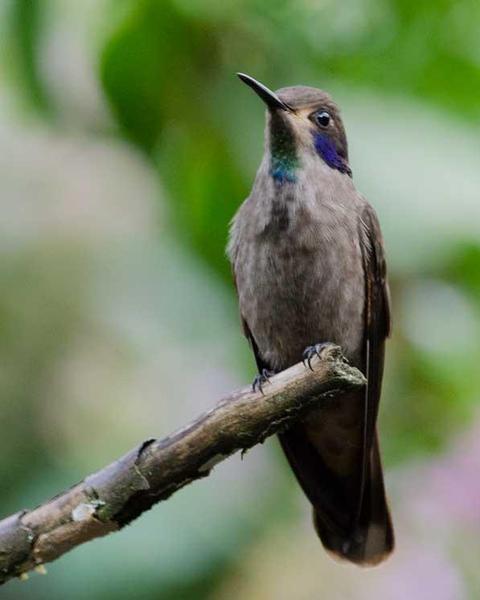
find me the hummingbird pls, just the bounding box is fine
[227,73,394,565]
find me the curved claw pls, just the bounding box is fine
[252,369,274,395]
[302,343,329,371]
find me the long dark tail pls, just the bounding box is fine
[278,400,394,566]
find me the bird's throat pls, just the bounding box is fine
[269,113,298,184]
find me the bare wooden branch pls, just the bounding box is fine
[0,344,365,585]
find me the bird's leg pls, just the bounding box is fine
[252,368,275,394]
[302,343,331,371]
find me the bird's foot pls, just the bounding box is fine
[252,369,275,394]
[302,343,330,371]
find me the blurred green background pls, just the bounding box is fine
[1,0,480,598]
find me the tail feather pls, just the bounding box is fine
[279,425,394,566]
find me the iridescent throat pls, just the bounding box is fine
[269,122,298,184]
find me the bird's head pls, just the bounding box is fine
[237,73,351,183]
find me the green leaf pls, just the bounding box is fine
[6,0,52,114]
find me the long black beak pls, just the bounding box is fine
[237,73,292,112]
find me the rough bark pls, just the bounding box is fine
[0,344,365,585]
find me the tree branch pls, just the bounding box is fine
[0,344,365,585]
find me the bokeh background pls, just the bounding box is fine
[1,0,480,598]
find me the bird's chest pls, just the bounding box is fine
[237,196,365,370]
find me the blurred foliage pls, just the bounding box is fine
[2,0,480,597]
[100,0,246,278]
[5,0,52,114]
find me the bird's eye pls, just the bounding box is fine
[315,111,331,127]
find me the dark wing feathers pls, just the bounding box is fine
[347,203,394,563]
[359,203,391,452]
